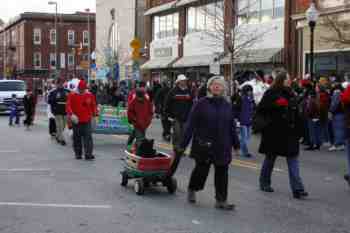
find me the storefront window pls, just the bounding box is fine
[261,0,273,22]
[187,7,196,33]
[153,16,160,40]
[248,0,260,24]
[186,1,223,33]
[305,51,350,77]
[153,13,179,40]
[274,0,284,18]
[237,0,248,25]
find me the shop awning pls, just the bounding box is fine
[141,58,176,70]
[173,54,217,68]
[144,1,177,16]
[220,48,283,65]
[176,0,198,7]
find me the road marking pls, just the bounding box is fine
[0,202,112,209]
[0,169,51,172]
[0,150,19,153]
[232,159,284,173]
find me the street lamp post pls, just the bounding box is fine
[48,1,59,77]
[86,8,91,84]
[306,2,319,82]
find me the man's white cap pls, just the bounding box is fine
[175,74,188,84]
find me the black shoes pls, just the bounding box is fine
[60,140,66,146]
[215,201,235,211]
[85,155,95,161]
[304,145,320,151]
[293,190,309,200]
[344,174,350,186]
[260,186,274,193]
[75,155,82,160]
[187,190,196,203]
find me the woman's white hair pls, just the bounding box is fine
[207,76,227,97]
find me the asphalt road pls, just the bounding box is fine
[0,109,349,233]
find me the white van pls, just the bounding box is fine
[0,80,26,113]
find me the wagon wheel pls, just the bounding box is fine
[121,171,128,187]
[134,179,145,195]
[166,177,177,194]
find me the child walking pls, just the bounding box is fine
[9,94,20,126]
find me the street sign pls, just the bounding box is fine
[130,38,141,49]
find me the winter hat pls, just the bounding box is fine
[175,74,188,84]
[78,80,88,90]
[207,76,227,97]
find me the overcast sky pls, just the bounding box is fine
[0,0,96,22]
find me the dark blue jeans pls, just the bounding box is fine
[332,114,345,146]
[9,110,20,125]
[308,119,322,146]
[260,155,305,192]
[346,140,350,176]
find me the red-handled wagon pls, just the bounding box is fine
[121,150,178,195]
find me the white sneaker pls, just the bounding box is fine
[328,146,337,152]
[336,145,345,151]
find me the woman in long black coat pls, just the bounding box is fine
[23,89,36,130]
[257,71,308,199]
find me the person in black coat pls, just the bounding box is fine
[23,89,36,130]
[257,71,308,199]
[154,81,171,141]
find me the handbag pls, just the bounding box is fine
[192,137,214,163]
[252,112,271,133]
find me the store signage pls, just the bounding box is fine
[154,47,172,58]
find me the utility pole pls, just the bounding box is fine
[86,8,91,84]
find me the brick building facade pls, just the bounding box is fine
[0,12,95,89]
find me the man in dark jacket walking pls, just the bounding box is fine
[154,81,171,141]
[164,74,193,153]
[48,78,71,145]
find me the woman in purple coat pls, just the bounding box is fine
[180,76,240,211]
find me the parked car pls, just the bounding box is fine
[0,80,26,114]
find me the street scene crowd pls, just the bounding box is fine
[7,68,350,211]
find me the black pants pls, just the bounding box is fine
[161,115,171,137]
[72,122,93,157]
[49,118,57,135]
[189,161,229,202]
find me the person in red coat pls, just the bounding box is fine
[66,80,98,160]
[127,88,154,148]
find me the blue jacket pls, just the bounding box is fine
[9,98,20,113]
[181,97,240,166]
[238,94,255,126]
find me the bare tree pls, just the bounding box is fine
[0,18,4,28]
[196,0,277,93]
[320,15,350,47]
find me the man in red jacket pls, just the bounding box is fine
[127,88,153,148]
[66,80,98,160]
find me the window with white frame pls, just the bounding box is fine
[33,52,41,68]
[83,31,89,46]
[33,28,41,45]
[11,30,17,44]
[68,53,75,67]
[49,53,57,69]
[186,1,223,34]
[50,29,56,45]
[237,0,284,25]
[152,13,179,40]
[68,30,75,45]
